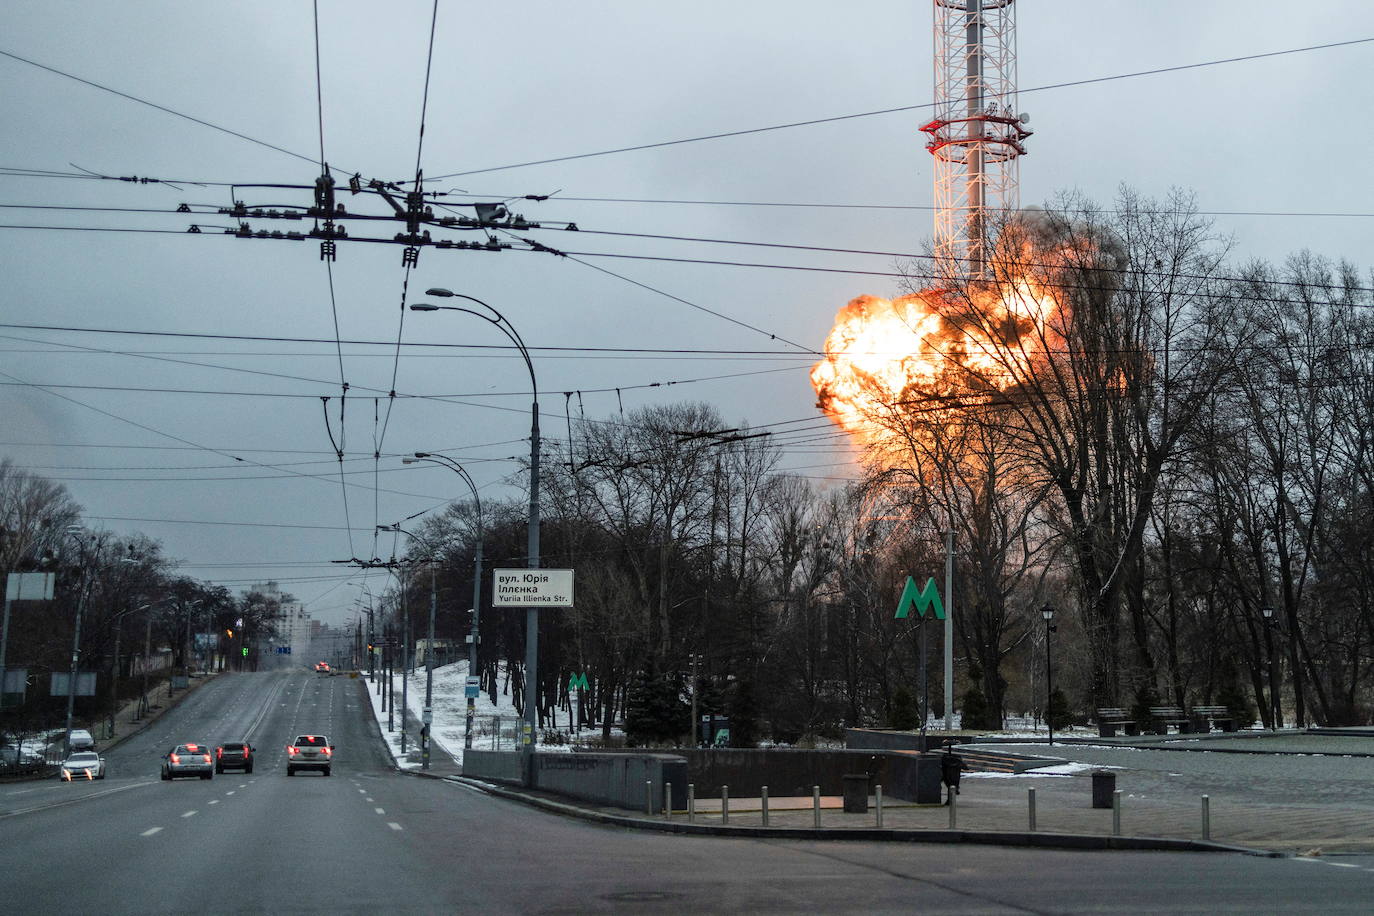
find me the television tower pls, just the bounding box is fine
[921,0,1031,279]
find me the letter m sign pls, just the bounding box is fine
[568,672,590,691]
[894,576,945,620]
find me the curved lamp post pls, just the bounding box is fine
[401,454,486,753]
[410,291,541,769]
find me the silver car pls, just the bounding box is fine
[285,734,333,776]
[60,751,106,781]
[161,743,214,780]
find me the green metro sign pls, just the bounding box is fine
[568,672,590,691]
[894,576,945,620]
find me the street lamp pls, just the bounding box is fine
[401,453,486,754]
[1041,605,1056,747]
[1261,606,1279,730]
[107,601,150,739]
[410,290,541,772]
[61,526,94,758]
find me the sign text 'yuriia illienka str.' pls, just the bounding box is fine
[491,569,575,608]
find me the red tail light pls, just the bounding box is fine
[288,746,299,756]
[202,755,211,764]
[170,754,181,764]
[322,746,332,757]
[216,748,223,759]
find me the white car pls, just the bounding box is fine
[60,751,106,781]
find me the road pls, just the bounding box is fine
[3,670,1372,914]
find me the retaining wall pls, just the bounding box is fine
[535,752,688,811]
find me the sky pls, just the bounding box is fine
[3,1,1372,626]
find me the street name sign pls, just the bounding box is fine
[492,569,574,607]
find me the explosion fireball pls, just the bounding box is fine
[810,279,1058,447]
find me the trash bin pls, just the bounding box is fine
[940,742,963,800]
[1091,770,1116,809]
[842,774,870,813]
[915,753,943,804]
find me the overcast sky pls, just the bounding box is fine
[3,1,1372,625]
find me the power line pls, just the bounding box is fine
[0,48,336,172]
[424,36,1374,179]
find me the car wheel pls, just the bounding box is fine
[323,767,331,777]
[201,772,211,780]
[245,765,253,774]
[215,765,223,774]
[287,766,295,776]
[161,770,170,781]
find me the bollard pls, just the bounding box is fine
[665,782,672,818]
[1112,790,1122,836]
[1028,787,1036,831]
[813,786,821,828]
[688,783,695,822]
[761,785,769,827]
[722,785,730,825]
[876,784,884,828]
[1201,794,1210,841]
[646,780,653,816]
[948,786,957,828]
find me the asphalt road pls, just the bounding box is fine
[3,671,1373,914]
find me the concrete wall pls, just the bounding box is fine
[534,753,688,811]
[464,750,524,784]
[574,745,942,802]
[846,728,953,753]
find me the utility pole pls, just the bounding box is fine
[944,530,955,731]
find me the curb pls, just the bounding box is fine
[443,775,1281,857]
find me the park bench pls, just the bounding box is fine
[1094,707,1138,738]
[1189,705,1237,733]
[1147,706,1192,734]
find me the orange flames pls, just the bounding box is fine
[811,279,1058,444]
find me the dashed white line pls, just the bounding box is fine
[141,827,162,837]
[208,800,219,805]
[374,807,385,815]
[225,791,235,796]
[388,822,403,831]
[182,810,197,818]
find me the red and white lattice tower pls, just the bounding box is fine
[921,0,1031,280]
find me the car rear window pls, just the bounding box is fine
[295,736,327,746]
[222,743,245,751]
[176,745,207,754]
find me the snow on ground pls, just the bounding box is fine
[966,761,1121,779]
[363,660,565,768]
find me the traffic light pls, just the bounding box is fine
[241,647,249,657]
[226,628,234,638]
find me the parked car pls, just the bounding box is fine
[60,751,106,781]
[215,741,255,774]
[0,744,44,771]
[286,734,333,776]
[161,743,214,780]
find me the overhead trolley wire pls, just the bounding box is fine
[424,36,1374,180]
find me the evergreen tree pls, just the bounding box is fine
[890,686,919,730]
[727,677,761,747]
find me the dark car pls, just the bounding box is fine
[286,734,333,776]
[215,741,255,774]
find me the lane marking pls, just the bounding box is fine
[388,822,402,831]
[141,827,162,836]
[374,807,385,815]
[182,810,197,818]
[208,800,219,805]
[225,791,235,796]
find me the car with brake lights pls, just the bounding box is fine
[286,734,333,776]
[161,743,214,780]
[60,751,106,781]
[314,661,330,673]
[215,741,255,773]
